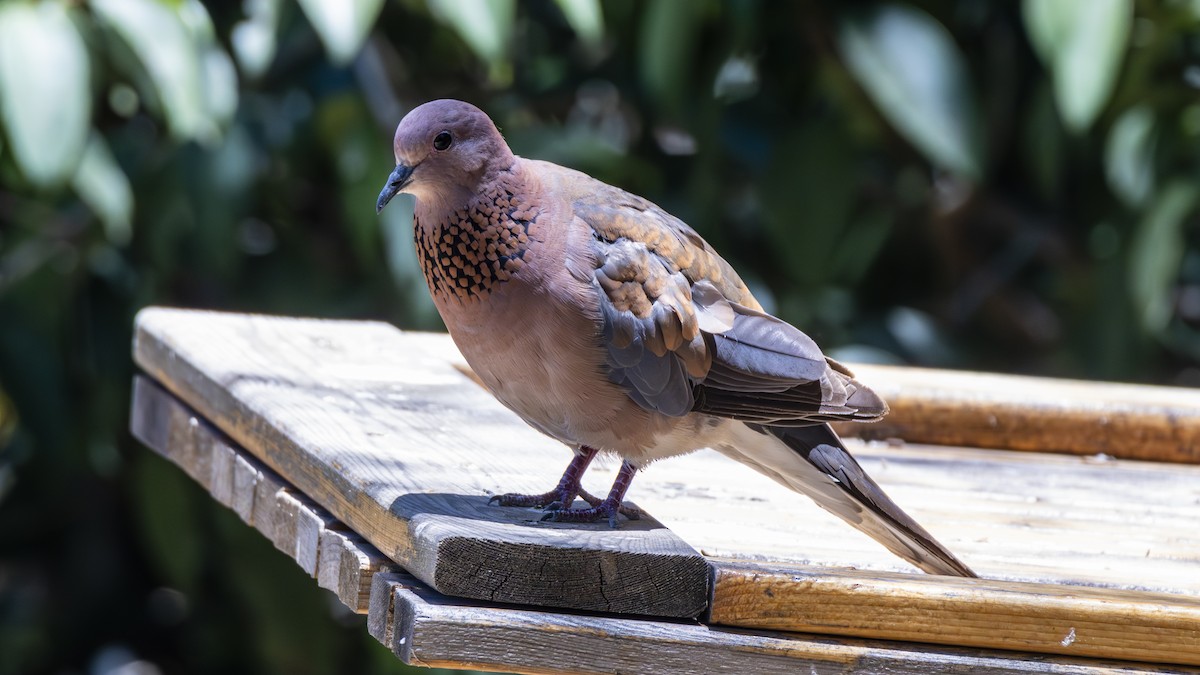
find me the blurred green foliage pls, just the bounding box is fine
[1,0,1199,673]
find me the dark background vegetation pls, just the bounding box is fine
[1,0,1197,673]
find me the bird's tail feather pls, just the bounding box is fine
[717,422,976,577]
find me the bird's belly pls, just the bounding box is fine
[439,288,612,443]
[440,288,696,461]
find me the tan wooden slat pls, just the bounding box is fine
[710,560,1200,668]
[836,364,1200,463]
[132,367,1200,672]
[629,439,1200,594]
[368,572,1193,675]
[132,309,709,618]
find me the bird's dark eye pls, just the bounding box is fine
[433,130,452,151]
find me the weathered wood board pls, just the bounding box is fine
[130,389,1192,674]
[414,327,1200,595]
[841,363,1200,463]
[369,571,1196,675]
[131,376,397,612]
[132,308,708,618]
[711,561,1200,667]
[131,308,1200,668]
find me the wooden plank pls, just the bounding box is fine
[130,377,398,612]
[132,309,709,618]
[630,439,1200,594]
[133,372,1200,672]
[837,364,1200,463]
[710,560,1200,667]
[319,528,394,614]
[368,573,1194,675]
[132,313,1200,589]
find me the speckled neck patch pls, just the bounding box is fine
[415,184,539,302]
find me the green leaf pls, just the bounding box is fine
[92,0,211,141]
[553,0,604,47]
[639,0,704,115]
[179,1,239,128]
[1105,105,1156,207]
[231,0,282,78]
[0,2,90,188]
[1022,0,1132,133]
[839,4,982,178]
[426,0,515,82]
[1129,180,1198,333]
[71,134,133,246]
[295,0,385,66]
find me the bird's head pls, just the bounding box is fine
[375,99,514,214]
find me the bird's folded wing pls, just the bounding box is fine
[572,185,886,424]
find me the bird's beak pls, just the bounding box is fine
[376,163,414,213]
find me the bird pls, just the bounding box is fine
[375,99,975,577]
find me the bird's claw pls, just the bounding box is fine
[538,499,630,528]
[488,488,579,510]
[578,487,640,520]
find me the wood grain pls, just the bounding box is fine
[629,439,1200,594]
[711,560,1200,667]
[132,367,1200,672]
[368,572,1195,675]
[835,363,1200,463]
[133,312,1200,590]
[130,377,398,613]
[132,308,709,618]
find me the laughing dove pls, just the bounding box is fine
[376,99,975,577]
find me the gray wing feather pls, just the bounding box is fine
[578,189,884,425]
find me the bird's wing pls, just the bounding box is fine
[566,176,973,577]
[570,182,887,425]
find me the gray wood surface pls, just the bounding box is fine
[416,324,1200,595]
[131,372,1200,673]
[368,572,1195,675]
[132,309,708,618]
[131,376,398,613]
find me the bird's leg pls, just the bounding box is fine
[488,446,598,510]
[541,460,639,528]
[577,485,641,521]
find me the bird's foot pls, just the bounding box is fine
[576,487,640,521]
[539,497,634,529]
[487,486,581,510]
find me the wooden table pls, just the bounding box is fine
[129,307,1200,674]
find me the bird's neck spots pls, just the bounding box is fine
[414,181,541,303]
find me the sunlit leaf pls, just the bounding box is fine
[92,0,211,141]
[202,48,239,128]
[0,2,90,187]
[1022,0,1132,133]
[553,0,604,47]
[713,54,759,101]
[295,0,385,66]
[1105,105,1156,207]
[231,0,282,78]
[71,134,133,246]
[175,2,240,130]
[839,4,982,178]
[427,0,514,83]
[1129,180,1198,333]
